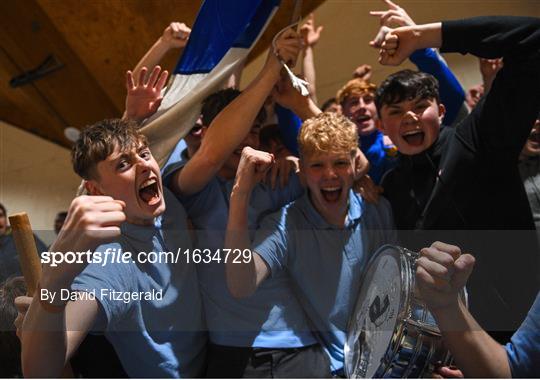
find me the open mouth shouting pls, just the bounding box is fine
[355,114,372,125]
[190,125,203,138]
[320,185,343,203]
[401,129,425,147]
[353,114,376,135]
[138,177,161,206]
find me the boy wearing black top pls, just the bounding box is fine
[372,16,540,341]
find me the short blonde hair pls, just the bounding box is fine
[298,112,358,158]
[336,78,377,105]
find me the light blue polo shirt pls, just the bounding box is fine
[163,161,317,348]
[72,189,207,378]
[506,291,540,378]
[253,190,396,372]
[163,139,188,170]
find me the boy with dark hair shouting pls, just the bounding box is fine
[372,16,540,340]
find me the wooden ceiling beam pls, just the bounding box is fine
[0,0,324,148]
[0,48,68,146]
[0,0,121,147]
[37,0,202,112]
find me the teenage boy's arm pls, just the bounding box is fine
[272,73,322,157]
[225,148,274,298]
[132,22,191,80]
[19,196,126,377]
[375,17,540,69]
[123,22,190,121]
[273,73,322,122]
[439,17,540,158]
[300,13,323,104]
[409,49,466,125]
[20,293,99,377]
[416,241,512,377]
[171,29,301,196]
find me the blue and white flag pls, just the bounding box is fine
[141,0,280,166]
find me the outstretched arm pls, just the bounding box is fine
[20,294,99,377]
[123,22,190,121]
[172,29,302,196]
[371,16,540,78]
[409,48,466,125]
[272,72,322,156]
[225,148,274,298]
[416,241,511,377]
[369,22,442,66]
[300,13,323,104]
[132,22,191,80]
[19,196,126,377]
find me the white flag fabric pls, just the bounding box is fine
[140,0,281,167]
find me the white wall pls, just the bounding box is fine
[0,121,80,245]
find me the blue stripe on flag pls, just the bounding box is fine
[175,0,280,75]
[233,0,280,49]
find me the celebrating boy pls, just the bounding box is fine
[225,112,395,375]
[17,120,206,377]
[372,16,540,338]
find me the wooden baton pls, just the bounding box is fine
[8,213,76,377]
[8,212,42,296]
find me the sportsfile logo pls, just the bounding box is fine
[40,247,253,267]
